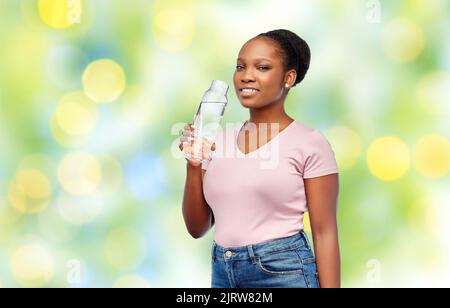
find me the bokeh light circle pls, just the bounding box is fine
[367,136,411,181]
[82,59,126,103]
[152,7,195,52]
[416,72,450,114]
[57,192,105,225]
[55,92,98,136]
[382,17,425,62]
[38,0,83,29]
[325,126,362,170]
[10,243,54,287]
[8,170,52,215]
[58,152,102,195]
[16,169,52,200]
[413,134,450,178]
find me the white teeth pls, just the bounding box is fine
[242,89,258,93]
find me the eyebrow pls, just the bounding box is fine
[237,57,273,62]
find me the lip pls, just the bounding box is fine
[239,88,260,98]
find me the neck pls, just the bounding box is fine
[248,100,293,126]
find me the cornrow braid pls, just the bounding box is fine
[257,29,311,87]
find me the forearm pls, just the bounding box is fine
[312,230,341,288]
[182,164,213,238]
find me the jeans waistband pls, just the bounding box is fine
[212,231,310,261]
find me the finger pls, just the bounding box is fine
[185,143,201,155]
[183,125,195,136]
[199,136,212,146]
[188,137,197,144]
[181,129,198,140]
[201,140,212,151]
[180,136,194,143]
[181,140,191,151]
[183,129,197,138]
[201,147,212,161]
[179,141,186,151]
[186,124,197,131]
[200,142,213,155]
[181,143,196,154]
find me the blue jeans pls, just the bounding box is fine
[211,231,320,288]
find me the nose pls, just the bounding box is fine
[241,72,255,83]
[237,67,256,83]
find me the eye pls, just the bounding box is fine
[236,65,244,70]
[258,66,270,71]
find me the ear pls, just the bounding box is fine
[284,69,297,87]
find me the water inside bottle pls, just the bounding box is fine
[193,101,227,143]
[184,80,228,162]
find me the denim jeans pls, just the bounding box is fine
[211,231,320,288]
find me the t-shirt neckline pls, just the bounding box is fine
[235,120,297,157]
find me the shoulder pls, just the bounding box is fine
[291,121,316,136]
[290,121,331,148]
[290,123,339,178]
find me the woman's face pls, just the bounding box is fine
[233,37,293,109]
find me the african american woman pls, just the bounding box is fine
[180,29,340,288]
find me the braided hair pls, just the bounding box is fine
[257,29,311,87]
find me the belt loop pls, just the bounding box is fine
[211,241,216,261]
[247,245,258,265]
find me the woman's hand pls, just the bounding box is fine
[179,124,216,167]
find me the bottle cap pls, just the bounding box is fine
[210,80,229,96]
[201,80,229,103]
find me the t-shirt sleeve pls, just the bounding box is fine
[302,130,339,179]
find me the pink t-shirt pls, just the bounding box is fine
[202,120,339,248]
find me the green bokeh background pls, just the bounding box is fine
[0,0,449,287]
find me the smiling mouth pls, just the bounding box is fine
[239,88,260,97]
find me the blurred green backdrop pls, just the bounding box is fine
[0,0,449,287]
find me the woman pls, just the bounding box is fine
[179,29,340,288]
